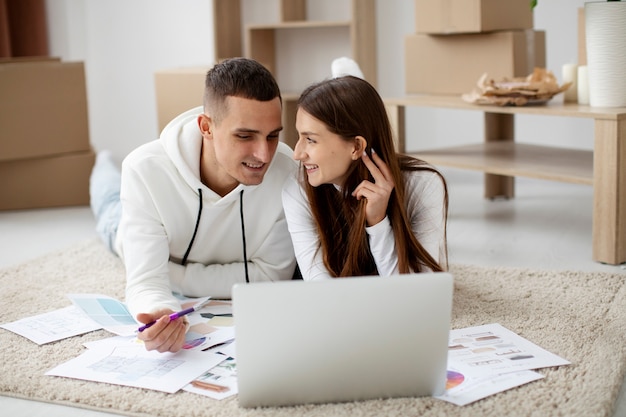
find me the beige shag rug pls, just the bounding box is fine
[0,239,624,417]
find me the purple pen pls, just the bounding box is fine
[137,307,195,333]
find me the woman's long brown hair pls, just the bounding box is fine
[298,75,448,277]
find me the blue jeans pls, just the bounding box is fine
[89,152,121,254]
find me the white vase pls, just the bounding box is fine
[584,1,626,107]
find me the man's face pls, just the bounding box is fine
[200,96,282,195]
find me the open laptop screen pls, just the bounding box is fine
[233,272,453,408]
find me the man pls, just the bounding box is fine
[90,58,297,352]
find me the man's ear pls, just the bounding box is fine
[352,136,368,160]
[198,114,212,139]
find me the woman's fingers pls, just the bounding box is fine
[351,149,395,226]
[369,149,394,182]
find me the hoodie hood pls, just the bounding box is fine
[159,105,258,205]
[159,105,206,193]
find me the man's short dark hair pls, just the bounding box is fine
[203,58,282,123]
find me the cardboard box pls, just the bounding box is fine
[415,0,534,34]
[154,67,208,132]
[405,30,546,95]
[0,59,91,161]
[0,150,95,210]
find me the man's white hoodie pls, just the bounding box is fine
[116,106,297,319]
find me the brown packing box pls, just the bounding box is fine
[154,66,208,132]
[0,59,91,161]
[0,150,95,210]
[415,0,534,34]
[405,30,546,95]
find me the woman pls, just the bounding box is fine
[282,74,449,280]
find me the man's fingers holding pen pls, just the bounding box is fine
[136,309,186,353]
[140,317,187,353]
[150,319,185,353]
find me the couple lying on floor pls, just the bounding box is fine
[89,57,448,353]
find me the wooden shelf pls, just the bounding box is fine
[213,0,376,84]
[213,0,376,148]
[243,0,376,85]
[384,94,626,265]
[247,20,352,30]
[233,0,376,148]
[245,21,352,76]
[411,142,593,185]
[213,0,242,61]
[385,94,626,121]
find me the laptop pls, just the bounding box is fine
[232,272,453,408]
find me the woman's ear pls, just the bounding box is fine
[352,136,368,160]
[197,114,212,139]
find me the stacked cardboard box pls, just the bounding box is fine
[154,67,208,133]
[405,0,545,95]
[0,58,95,210]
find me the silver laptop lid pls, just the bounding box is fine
[233,272,453,408]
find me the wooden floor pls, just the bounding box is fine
[0,168,623,416]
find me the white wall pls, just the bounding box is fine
[45,0,593,164]
[46,0,214,163]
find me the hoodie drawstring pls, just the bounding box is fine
[182,189,203,266]
[181,188,249,284]
[240,189,250,283]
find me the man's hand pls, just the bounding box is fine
[136,309,188,353]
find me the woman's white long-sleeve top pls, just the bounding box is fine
[282,169,447,280]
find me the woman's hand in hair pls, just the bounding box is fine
[352,149,394,227]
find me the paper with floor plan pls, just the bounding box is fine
[82,334,139,350]
[0,305,102,344]
[43,302,237,394]
[46,343,226,393]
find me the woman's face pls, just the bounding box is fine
[293,109,357,187]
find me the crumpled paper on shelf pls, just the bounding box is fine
[462,68,572,106]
